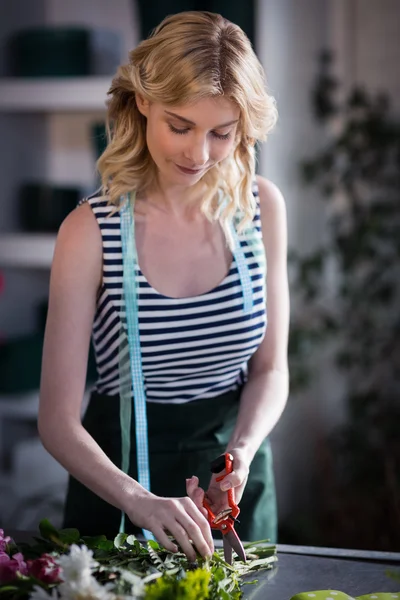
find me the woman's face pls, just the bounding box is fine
[136,95,240,188]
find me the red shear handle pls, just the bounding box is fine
[203,498,236,535]
[208,452,240,521]
[217,453,239,520]
[203,498,216,526]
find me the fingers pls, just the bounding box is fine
[186,476,208,517]
[171,519,205,562]
[154,504,213,562]
[152,526,178,555]
[220,454,249,492]
[186,475,201,498]
[180,497,214,556]
[139,496,213,562]
[220,469,241,491]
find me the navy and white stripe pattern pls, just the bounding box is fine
[86,183,267,404]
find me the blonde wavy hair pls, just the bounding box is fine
[97,10,277,248]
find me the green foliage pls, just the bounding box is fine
[144,569,211,599]
[289,50,400,550]
[0,521,277,599]
[386,570,400,583]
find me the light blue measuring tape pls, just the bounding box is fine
[118,190,266,539]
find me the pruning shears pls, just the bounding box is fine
[203,452,247,564]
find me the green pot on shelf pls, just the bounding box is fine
[7,27,91,77]
[0,333,44,394]
[18,183,81,233]
[91,122,108,160]
[0,333,97,395]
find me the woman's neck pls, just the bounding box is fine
[140,180,207,220]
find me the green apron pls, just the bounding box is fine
[63,387,277,543]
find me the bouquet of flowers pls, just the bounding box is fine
[0,520,277,599]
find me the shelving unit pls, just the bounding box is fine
[0,0,141,530]
[0,76,109,268]
[0,74,108,526]
[0,77,110,112]
[0,234,56,268]
[0,391,39,420]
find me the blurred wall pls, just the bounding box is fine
[332,0,400,109]
[258,0,400,527]
[257,0,331,523]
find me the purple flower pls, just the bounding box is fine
[28,555,61,584]
[0,552,28,583]
[0,530,11,553]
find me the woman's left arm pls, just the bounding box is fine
[223,175,290,496]
[186,176,289,506]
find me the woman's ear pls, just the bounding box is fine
[135,93,150,117]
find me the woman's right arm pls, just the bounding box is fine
[38,203,213,561]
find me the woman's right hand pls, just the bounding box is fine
[126,491,214,562]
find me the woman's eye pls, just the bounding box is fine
[168,123,189,135]
[168,123,232,140]
[212,131,231,141]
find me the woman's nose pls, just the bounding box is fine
[185,136,209,166]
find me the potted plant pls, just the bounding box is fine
[288,51,400,551]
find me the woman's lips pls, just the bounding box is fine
[176,164,204,175]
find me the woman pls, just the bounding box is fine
[38,11,289,562]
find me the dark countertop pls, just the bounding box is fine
[242,550,400,599]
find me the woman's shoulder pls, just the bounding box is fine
[79,189,117,217]
[255,175,287,229]
[49,201,103,297]
[55,201,103,263]
[255,175,285,211]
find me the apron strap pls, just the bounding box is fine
[230,221,254,314]
[120,191,153,540]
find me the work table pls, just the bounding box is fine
[7,532,400,599]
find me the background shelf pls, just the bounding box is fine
[0,234,56,268]
[0,77,110,112]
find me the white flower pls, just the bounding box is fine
[58,575,115,600]
[31,544,146,600]
[117,569,146,598]
[57,545,98,589]
[29,585,58,600]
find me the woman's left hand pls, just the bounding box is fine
[186,448,250,517]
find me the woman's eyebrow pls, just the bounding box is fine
[164,110,239,128]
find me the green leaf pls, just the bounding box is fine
[57,528,81,544]
[132,539,146,555]
[165,566,181,576]
[81,535,108,549]
[386,569,400,582]
[97,540,115,551]
[211,565,226,583]
[38,519,59,540]
[243,539,272,547]
[126,534,137,546]
[246,557,278,570]
[114,533,128,549]
[147,543,164,570]
[147,539,161,551]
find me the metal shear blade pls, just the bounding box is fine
[223,528,246,563]
[213,508,232,524]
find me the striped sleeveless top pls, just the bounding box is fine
[86,183,267,404]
